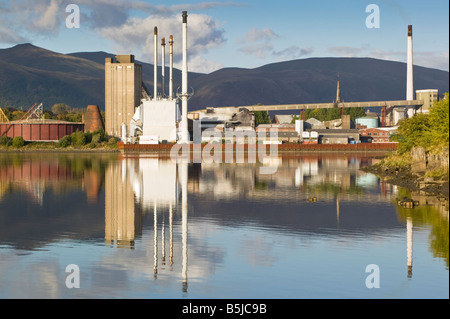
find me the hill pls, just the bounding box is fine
[0,43,448,112]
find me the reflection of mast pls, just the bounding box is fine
[169,203,174,268]
[336,197,340,226]
[162,210,166,266]
[407,217,413,278]
[181,161,188,292]
[154,201,158,277]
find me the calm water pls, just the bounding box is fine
[0,152,448,299]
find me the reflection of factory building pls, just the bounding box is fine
[104,156,191,290]
[104,159,142,248]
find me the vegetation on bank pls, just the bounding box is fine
[0,128,118,151]
[370,93,449,182]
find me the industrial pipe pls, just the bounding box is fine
[406,25,413,101]
[180,11,189,143]
[161,37,166,98]
[154,26,158,100]
[169,35,174,100]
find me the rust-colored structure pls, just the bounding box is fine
[0,120,84,141]
[84,105,104,133]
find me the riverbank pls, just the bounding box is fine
[0,141,119,153]
[362,151,449,200]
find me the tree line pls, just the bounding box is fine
[1,103,105,123]
[393,93,449,154]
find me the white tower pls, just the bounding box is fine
[180,11,189,143]
[406,25,414,101]
[406,25,415,118]
[154,27,158,100]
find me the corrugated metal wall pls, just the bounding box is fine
[0,123,84,141]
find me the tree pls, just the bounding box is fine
[254,111,271,125]
[428,93,449,147]
[51,103,71,115]
[12,136,25,148]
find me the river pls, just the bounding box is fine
[0,152,448,299]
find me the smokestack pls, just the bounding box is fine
[161,37,166,98]
[406,25,413,101]
[180,11,189,143]
[169,35,174,100]
[154,26,158,100]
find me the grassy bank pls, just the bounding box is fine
[0,128,119,152]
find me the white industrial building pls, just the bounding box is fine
[127,12,190,145]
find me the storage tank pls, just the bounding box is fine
[355,116,379,129]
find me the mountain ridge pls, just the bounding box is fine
[0,43,448,112]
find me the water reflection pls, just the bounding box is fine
[0,153,448,298]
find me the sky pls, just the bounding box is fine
[0,0,448,73]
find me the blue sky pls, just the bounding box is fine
[0,0,448,73]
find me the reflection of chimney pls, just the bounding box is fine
[181,11,189,143]
[169,35,174,100]
[407,217,413,278]
[154,26,158,100]
[406,25,413,101]
[161,37,166,98]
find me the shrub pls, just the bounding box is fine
[58,135,72,148]
[91,134,101,144]
[71,130,86,147]
[84,131,92,144]
[92,128,106,142]
[107,137,117,145]
[0,136,13,146]
[12,136,25,148]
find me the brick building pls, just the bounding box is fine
[359,128,393,143]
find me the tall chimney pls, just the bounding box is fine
[406,25,413,101]
[180,11,189,143]
[154,26,158,100]
[161,37,166,98]
[169,35,174,100]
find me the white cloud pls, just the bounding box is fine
[238,27,313,61]
[273,46,314,59]
[0,0,231,72]
[99,12,225,73]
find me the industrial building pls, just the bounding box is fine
[105,54,143,139]
[415,89,439,114]
[84,105,104,133]
[117,12,191,145]
[355,111,379,129]
[359,128,395,143]
[113,21,439,148]
[0,120,84,141]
